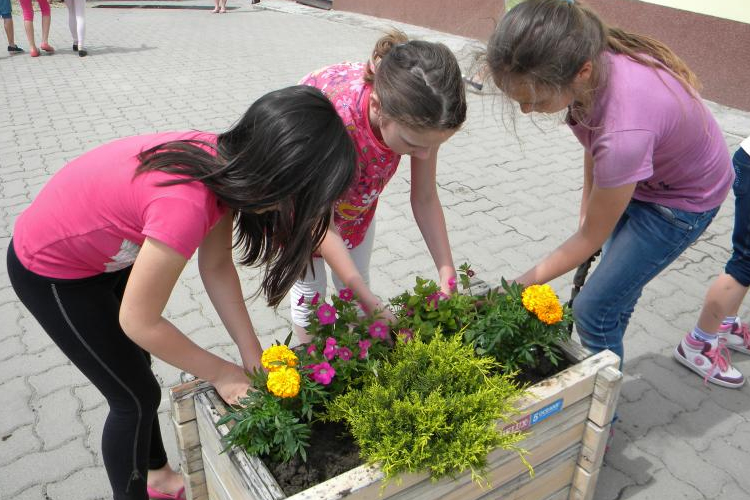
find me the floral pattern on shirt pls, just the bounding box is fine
[301,62,401,249]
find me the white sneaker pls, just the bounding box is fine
[718,318,750,355]
[673,334,745,388]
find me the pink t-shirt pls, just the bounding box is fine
[13,131,227,279]
[569,52,732,212]
[300,62,401,249]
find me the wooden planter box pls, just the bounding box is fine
[169,340,621,500]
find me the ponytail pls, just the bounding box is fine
[363,29,466,130]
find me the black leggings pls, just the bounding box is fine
[7,241,169,500]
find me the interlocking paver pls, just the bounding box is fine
[0,1,749,499]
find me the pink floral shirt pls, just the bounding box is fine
[301,62,401,249]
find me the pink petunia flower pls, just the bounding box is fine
[448,276,457,291]
[426,291,450,309]
[311,292,320,306]
[323,344,337,360]
[317,304,337,325]
[306,344,317,355]
[325,337,338,346]
[339,288,354,302]
[310,362,336,385]
[358,339,371,359]
[297,294,305,306]
[337,347,353,361]
[368,321,389,340]
[467,269,475,278]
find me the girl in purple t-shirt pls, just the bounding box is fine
[7,86,356,500]
[485,0,741,387]
[290,30,467,338]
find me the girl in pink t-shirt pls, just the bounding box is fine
[486,0,740,387]
[7,85,356,500]
[291,30,467,337]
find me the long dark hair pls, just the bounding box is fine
[487,0,699,118]
[364,29,467,130]
[135,85,357,307]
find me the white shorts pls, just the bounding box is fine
[289,222,376,327]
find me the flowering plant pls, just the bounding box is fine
[300,289,391,396]
[389,263,479,343]
[463,278,572,373]
[218,343,327,462]
[219,289,392,463]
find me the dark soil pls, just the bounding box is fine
[514,351,571,386]
[263,420,362,496]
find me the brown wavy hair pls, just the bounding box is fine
[486,0,700,118]
[364,29,466,130]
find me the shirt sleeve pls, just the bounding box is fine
[591,129,656,188]
[141,195,219,260]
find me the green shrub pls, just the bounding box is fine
[325,332,528,484]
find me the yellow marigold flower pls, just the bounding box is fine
[261,345,298,372]
[522,284,563,325]
[266,367,301,398]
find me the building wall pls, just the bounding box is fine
[333,0,750,111]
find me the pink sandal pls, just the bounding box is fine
[40,43,55,53]
[146,485,185,500]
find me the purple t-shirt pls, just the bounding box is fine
[568,52,732,212]
[13,131,227,279]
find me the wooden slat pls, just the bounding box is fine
[544,486,572,500]
[178,442,204,475]
[577,421,609,474]
[185,477,209,500]
[568,465,600,500]
[174,418,200,452]
[170,378,213,424]
[587,366,623,427]
[515,349,619,424]
[557,340,593,364]
[478,445,580,500]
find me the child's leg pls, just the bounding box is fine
[290,257,329,343]
[65,0,77,44]
[704,146,750,353]
[7,246,170,499]
[574,200,718,362]
[37,0,51,47]
[72,0,85,48]
[18,0,36,51]
[330,221,375,292]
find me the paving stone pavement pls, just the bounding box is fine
[1,1,750,499]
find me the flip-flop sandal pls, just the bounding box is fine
[147,485,186,500]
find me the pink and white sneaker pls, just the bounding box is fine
[718,318,750,355]
[673,335,745,388]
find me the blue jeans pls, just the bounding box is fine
[574,199,719,362]
[725,146,750,286]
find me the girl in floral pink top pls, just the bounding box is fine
[291,30,467,336]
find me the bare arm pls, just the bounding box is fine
[119,236,250,404]
[580,151,594,228]
[198,211,263,372]
[410,150,456,293]
[515,181,636,286]
[318,222,396,322]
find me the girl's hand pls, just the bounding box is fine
[212,362,251,406]
[439,271,457,295]
[361,294,397,325]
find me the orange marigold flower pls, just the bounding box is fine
[522,284,563,325]
[266,367,301,398]
[261,345,298,372]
